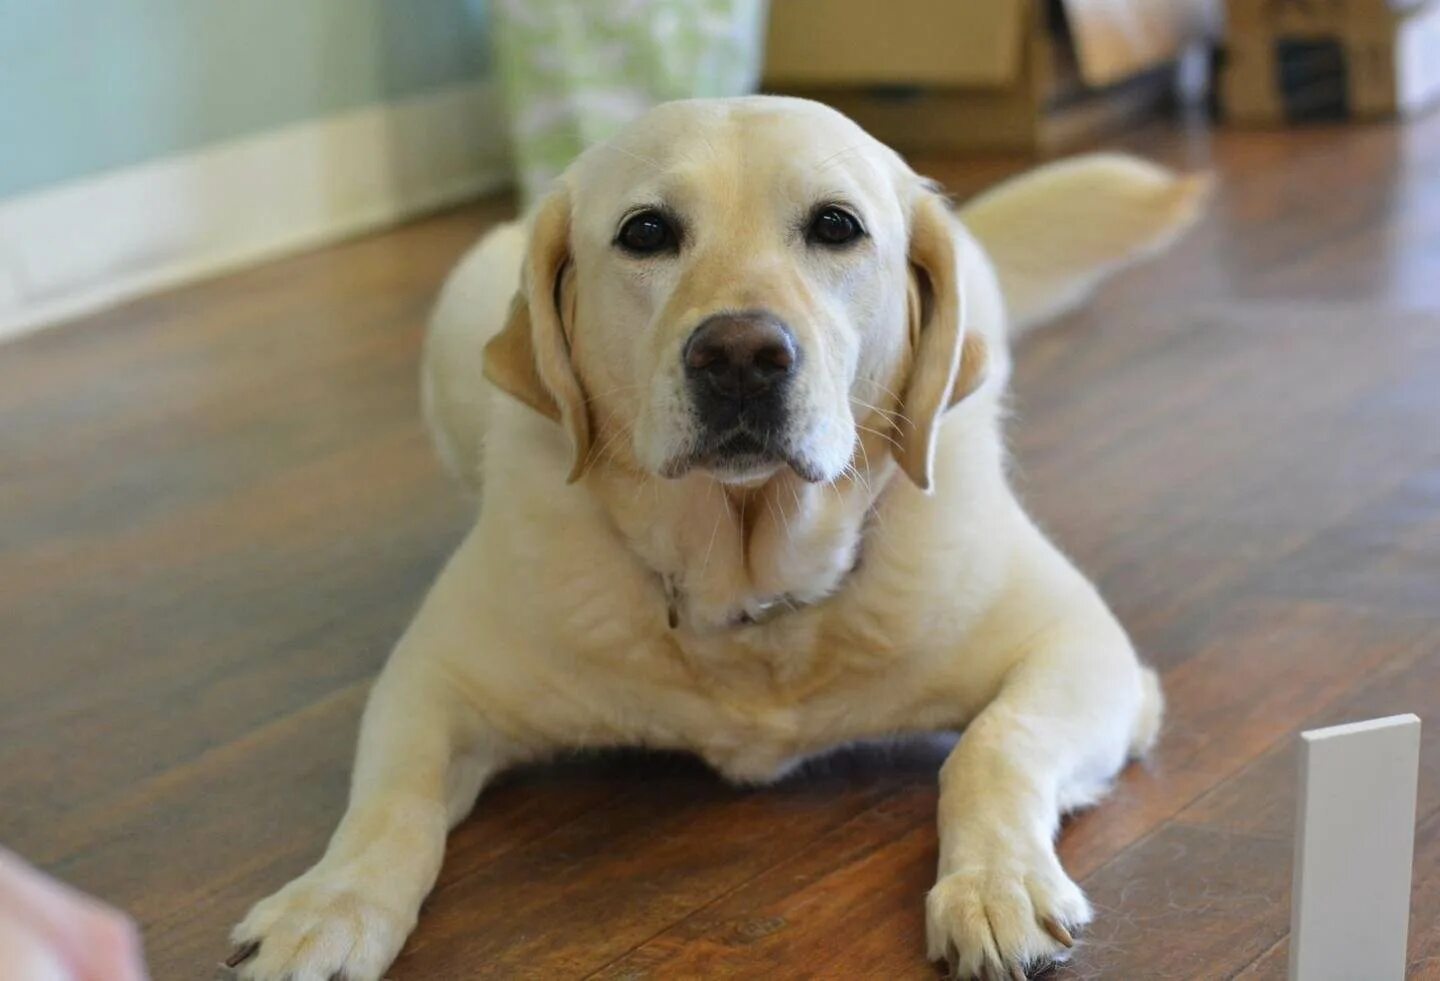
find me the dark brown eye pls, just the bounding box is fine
[808,206,862,246]
[616,210,677,255]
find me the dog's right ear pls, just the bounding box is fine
[483,189,593,483]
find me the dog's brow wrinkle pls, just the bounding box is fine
[817,143,889,189]
[813,143,863,174]
[594,139,663,174]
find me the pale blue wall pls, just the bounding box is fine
[0,0,492,200]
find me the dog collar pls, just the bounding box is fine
[662,543,862,631]
[663,577,803,630]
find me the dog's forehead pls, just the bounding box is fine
[566,98,906,222]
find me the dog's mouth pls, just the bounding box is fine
[664,428,826,484]
[703,430,773,462]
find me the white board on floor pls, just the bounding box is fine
[1290,713,1421,981]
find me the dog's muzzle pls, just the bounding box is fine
[683,312,798,468]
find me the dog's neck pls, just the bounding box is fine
[588,431,898,631]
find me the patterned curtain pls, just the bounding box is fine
[492,0,768,207]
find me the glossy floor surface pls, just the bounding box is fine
[3,113,1439,979]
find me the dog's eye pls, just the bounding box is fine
[616,210,678,255]
[807,206,863,247]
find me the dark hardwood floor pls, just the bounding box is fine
[3,113,1439,980]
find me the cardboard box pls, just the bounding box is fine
[761,0,1200,154]
[1222,0,1440,122]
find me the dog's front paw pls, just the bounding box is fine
[925,840,1090,980]
[227,867,414,981]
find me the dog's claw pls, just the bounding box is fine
[1010,963,1027,981]
[1041,915,1074,949]
[224,941,259,968]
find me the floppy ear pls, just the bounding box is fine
[482,189,593,483]
[894,192,989,492]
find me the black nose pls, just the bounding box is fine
[683,313,797,400]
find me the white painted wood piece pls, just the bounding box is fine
[1290,714,1421,981]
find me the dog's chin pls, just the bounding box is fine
[659,431,833,485]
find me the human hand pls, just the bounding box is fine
[0,846,147,981]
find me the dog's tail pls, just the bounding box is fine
[959,154,1210,335]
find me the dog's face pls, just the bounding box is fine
[484,97,987,491]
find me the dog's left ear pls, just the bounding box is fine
[895,191,989,492]
[482,189,593,483]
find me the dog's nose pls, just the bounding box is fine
[683,313,797,400]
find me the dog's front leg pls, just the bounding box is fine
[228,639,515,981]
[925,631,1158,980]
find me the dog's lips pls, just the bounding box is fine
[660,429,830,484]
[706,431,772,459]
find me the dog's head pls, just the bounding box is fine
[484,97,987,492]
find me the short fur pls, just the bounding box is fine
[233,97,1204,981]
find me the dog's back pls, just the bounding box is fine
[421,220,526,494]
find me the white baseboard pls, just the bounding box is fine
[0,80,512,341]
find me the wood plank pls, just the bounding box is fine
[1057,600,1437,881]
[1181,621,1440,843]
[1012,305,1440,665]
[589,787,939,980]
[409,746,947,978]
[1062,823,1293,980]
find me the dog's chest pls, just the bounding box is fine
[598,586,937,776]
[526,479,992,770]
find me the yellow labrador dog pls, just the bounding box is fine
[230,97,1204,980]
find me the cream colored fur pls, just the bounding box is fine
[232,97,1203,981]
